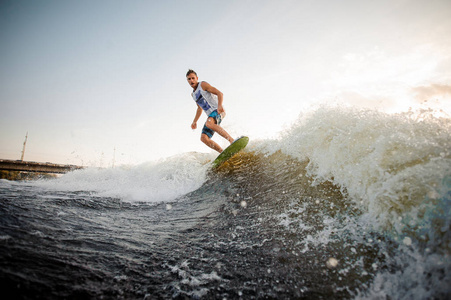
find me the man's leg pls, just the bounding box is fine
[201,133,223,153]
[205,117,234,143]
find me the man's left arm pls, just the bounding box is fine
[201,82,225,113]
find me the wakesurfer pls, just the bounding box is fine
[186,69,234,153]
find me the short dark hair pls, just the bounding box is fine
[186,69,197,77]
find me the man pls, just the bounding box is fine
[186,69,234,153]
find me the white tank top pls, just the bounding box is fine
[192,81,218,116]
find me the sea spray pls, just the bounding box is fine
[274,105,451,234]
[35,152,213,203]
[259,105,451,299]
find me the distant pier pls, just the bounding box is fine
[0,159,83,174]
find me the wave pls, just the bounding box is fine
[267,106,451,233]
[254,105,451,299]
[21,104,451,298]
[38,105,451,237]
[36,152,213,203]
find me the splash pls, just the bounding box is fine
[271,105,451,234]
[35,152,212,203]
[256,105,451,299]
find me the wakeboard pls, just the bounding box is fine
[212,136,249,168]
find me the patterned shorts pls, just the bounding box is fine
[202,110,223,138]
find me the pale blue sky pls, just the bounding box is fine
[1,0,451,166]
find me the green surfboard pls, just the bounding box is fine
[212,136,249,168]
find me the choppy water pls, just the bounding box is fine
[1,106,450,299]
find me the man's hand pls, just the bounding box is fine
[191,122,197,130]
[217,104,225,114]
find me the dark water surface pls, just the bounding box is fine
[1,154,385,299]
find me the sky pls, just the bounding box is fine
[1,0,451,166]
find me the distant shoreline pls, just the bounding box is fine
[0,159,83,180]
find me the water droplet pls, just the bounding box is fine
[326,257,338,268]
[166,204,172,210]
[427,190,439,199]
[403,237,412,246]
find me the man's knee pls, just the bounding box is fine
[201,134,210,144]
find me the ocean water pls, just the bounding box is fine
[1,106,450,299]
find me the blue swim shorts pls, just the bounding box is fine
[202,110,223,138]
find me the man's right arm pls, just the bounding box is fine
[191,105,202,129]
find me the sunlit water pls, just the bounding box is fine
[1,106,450,299]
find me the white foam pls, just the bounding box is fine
[266,105,451,299]
[35,152,213,203]
[271,105,451,233]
